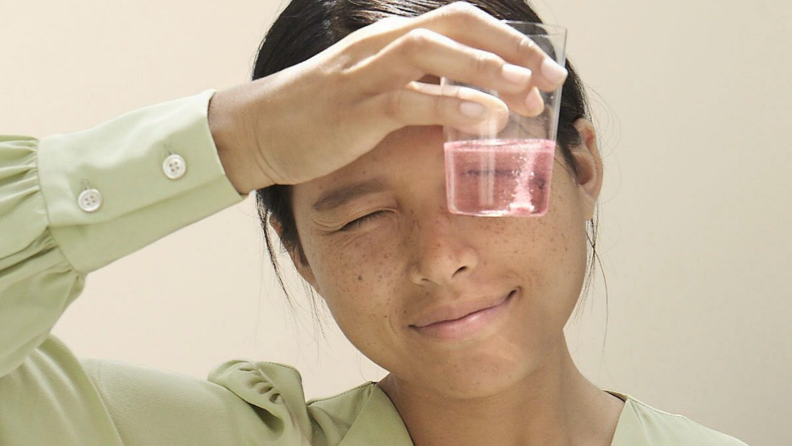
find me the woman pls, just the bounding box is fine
[0,1,749,445]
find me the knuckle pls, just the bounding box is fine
[434,2,481,27]
[445,2,480,17]
[403,28,434,49]
[473,50,503,74]
[407,28,433,46]
[516,36,540,60]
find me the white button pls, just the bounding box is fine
[162,153,187,180]
[78,189,102,213]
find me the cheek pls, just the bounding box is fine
[304,231,403,333]
[495,168,582,262]
[537,161,589,302]
[483,161,586,303]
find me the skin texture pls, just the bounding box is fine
[208,4,620,445]
[279,118,624,446]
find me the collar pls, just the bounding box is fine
[604,390,653,446]
[337,386,652,446]
[335,383,413,446]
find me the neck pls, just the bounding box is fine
[377,336,623,446]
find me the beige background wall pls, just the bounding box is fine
[2,0,789,445]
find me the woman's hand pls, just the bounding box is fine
[209,2,568,194]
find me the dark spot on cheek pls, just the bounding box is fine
[358,275,363,281]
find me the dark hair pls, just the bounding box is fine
[252,0,604,324]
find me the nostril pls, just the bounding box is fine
[453,266,468,276]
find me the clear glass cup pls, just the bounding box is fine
[442,21,567,217]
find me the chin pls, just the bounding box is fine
[419,347,531,400]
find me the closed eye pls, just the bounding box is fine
[339,211,388,232]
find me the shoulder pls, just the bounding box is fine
[209,360,387,445]
[81,357,380,446]
[608,390,751,446]
[82,357,288,445]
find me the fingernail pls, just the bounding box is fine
[501,64,532,85]
[460,101,486,119]
[541,58,568,85]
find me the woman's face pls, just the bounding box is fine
[286,121,601,398]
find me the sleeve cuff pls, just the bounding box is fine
[37,89,247,274]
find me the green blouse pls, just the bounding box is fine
[0,90,749,446]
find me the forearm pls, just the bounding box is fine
[0,90,245,376]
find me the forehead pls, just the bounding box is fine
[292,125,445,206]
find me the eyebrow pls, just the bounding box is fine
[312,178,387,212]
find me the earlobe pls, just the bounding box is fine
[570,119,604,221]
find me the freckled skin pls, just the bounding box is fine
[284,122,601,402]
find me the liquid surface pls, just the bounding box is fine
[444,139,555,217]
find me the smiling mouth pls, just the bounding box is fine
[410,289,518,341]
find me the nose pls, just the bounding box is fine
[408,206,480,287]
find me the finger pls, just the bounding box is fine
[408,82,512,136]
[355,28,535,96]
[500,86,546,118]
[361,83,510,137]
[355,27,545,119]
[353,2,567,91]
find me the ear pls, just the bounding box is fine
[570,119,604,221]
[269,218,320,291]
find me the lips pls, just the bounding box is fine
[410,288,518,329]
[408,289,518,341]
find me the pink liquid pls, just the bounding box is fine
[444,139,555,217]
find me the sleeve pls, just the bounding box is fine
[0,89,245,377]
[0,90,249,445]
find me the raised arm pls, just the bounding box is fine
[0,5,569,444]
[0,90,245,378]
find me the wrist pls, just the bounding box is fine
[208,86,274,194]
